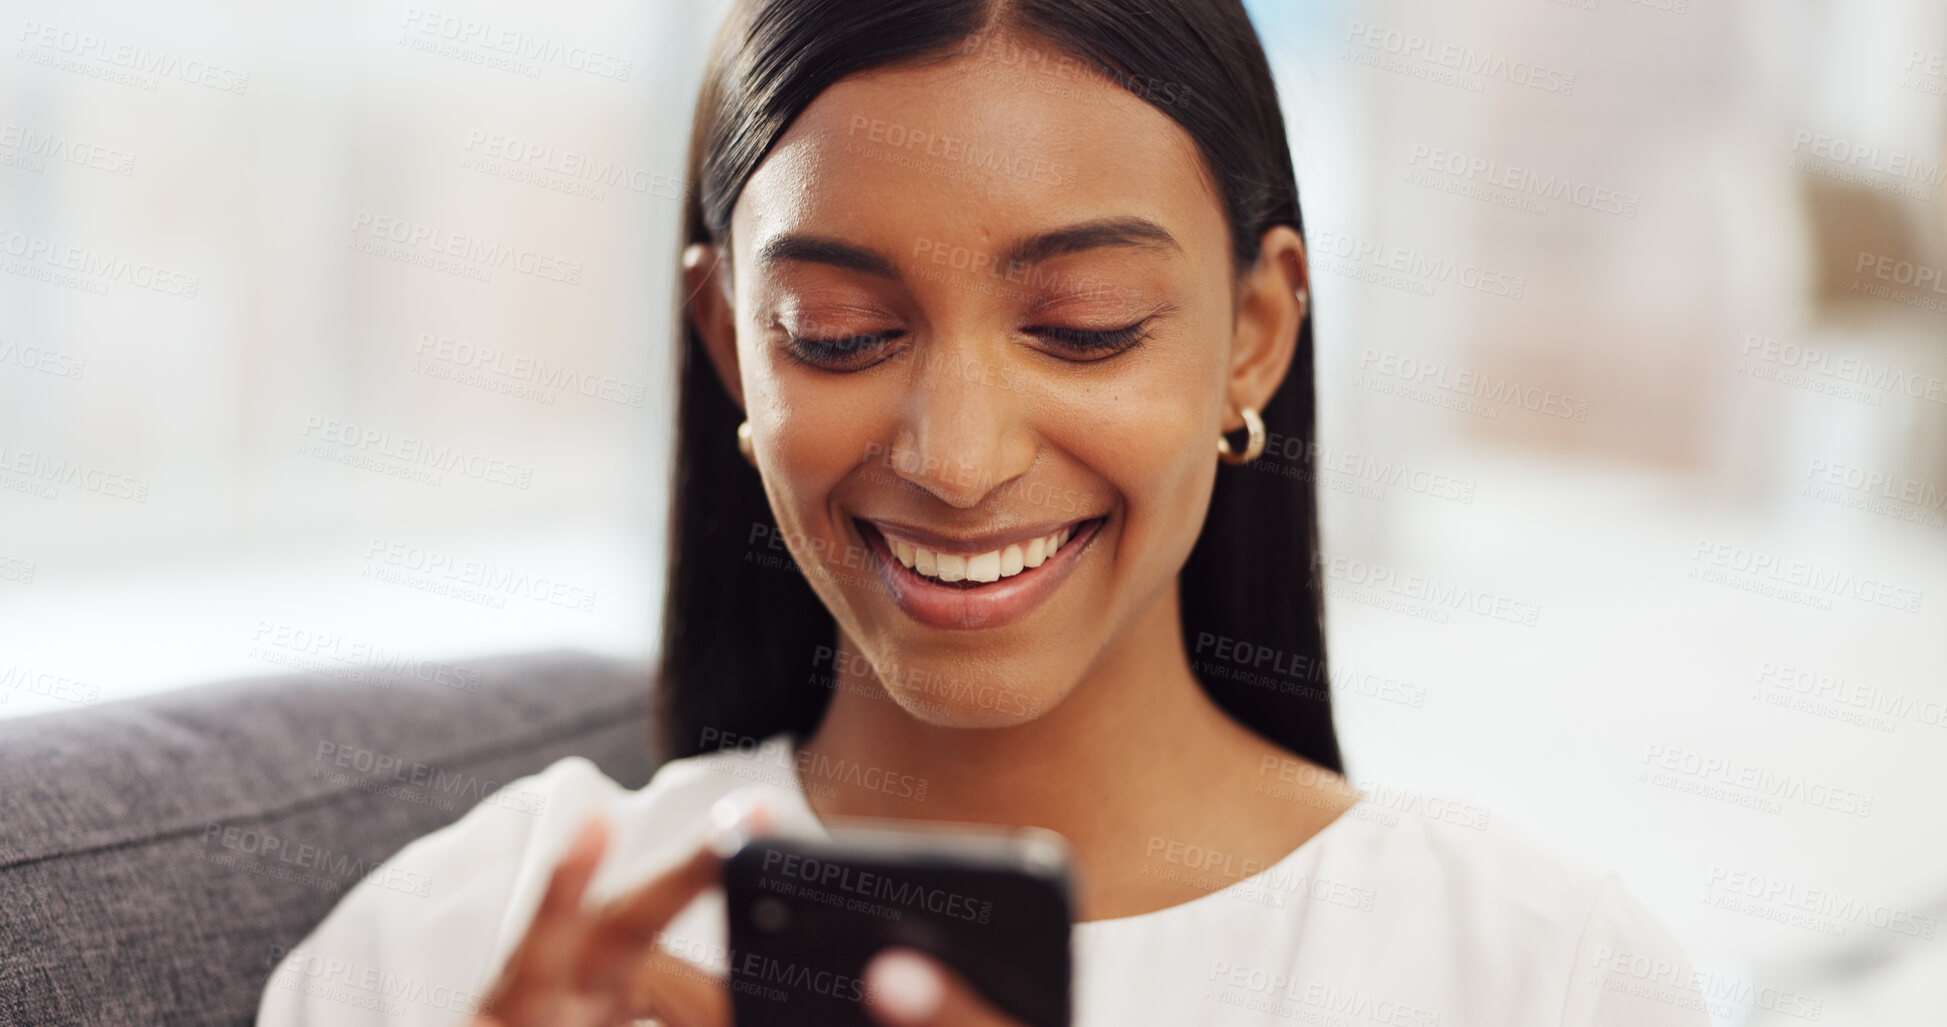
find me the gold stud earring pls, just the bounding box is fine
[1217,406,1266,466]
[736,420,756,467]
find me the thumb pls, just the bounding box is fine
[862,948,1023,1027]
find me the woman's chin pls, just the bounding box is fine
[881,677,1058,729]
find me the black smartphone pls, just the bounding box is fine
[723,819,1075,1027]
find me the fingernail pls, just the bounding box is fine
[705,787,775,857]
[570,816,606,859]
[866,949,942,1022]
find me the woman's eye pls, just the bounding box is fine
[1027,318,1153,359]
[783,329,905,370]
[780,319,1151,370]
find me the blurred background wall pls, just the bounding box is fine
[3,0,1942,1021]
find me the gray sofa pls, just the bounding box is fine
[0,649,663,1026]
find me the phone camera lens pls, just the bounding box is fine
[752,896,791,933]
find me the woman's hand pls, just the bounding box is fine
[862,948,1030,1027]
[472,796,767,1027]
[469,793,1031,1027]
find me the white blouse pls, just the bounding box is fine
[256,735,1710,1027]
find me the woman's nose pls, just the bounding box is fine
[881,345,1038,510]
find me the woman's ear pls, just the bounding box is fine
[1224,225,1310,430]
[683,241,744,410]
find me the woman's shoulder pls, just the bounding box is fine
[1330,795,1611,914]
[1313,800,1708,1025]
[339,737,802,910]
[1320,797,1658,942]
[390,736,803,883]
[630,732,807,814]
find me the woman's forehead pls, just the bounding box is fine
[729,52,1223,267]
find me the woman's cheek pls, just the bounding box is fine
[745,374,860,556]
[751,350,875,467]
[1092,375,1216,558]
[1080,371,1207,484]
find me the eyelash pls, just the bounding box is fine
[784,319,1153,370]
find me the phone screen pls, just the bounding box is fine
[723,821,1075,1027]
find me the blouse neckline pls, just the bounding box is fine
[743,733,1372,930]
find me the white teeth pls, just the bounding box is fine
[894,524,1082,585]
[966,550,1001,583]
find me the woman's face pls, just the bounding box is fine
[694,32,1302,728]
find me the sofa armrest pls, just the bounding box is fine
[0,648,661,1027]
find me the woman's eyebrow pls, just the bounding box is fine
[754,216,1183,280]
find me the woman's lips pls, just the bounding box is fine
[855,516,1105,631]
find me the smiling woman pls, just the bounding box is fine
[256,2,1707,1026]
[666,0,1339,772]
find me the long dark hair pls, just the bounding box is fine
[658,0,1341,774]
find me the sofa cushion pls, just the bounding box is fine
[0,648,660,1027]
